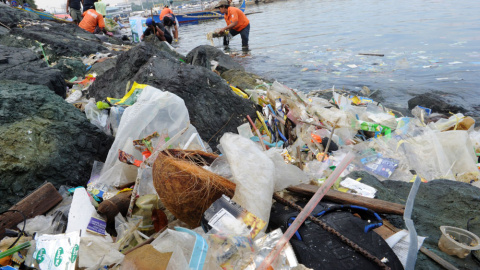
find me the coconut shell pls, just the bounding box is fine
[152,150,236,227]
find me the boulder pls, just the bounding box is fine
[0,80,113,212]
[408,93,466,114]
[221,69,272,90]
[89,43,256,149]
[53,58,86,80]
[144,36,186,62]
[0,21,109,63]
[0,45,66,97]
[186,45,244,74]
[0,4,41,27]
[89,57,117,78]
[347,171,480,270]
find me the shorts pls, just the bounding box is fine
[70,8,82,22]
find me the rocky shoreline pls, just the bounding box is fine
[2,3,480,269]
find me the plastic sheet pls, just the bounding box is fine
[220,133,275,225]
[265,148,309,191]
[95,85,199,193]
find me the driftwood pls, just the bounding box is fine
[287,184,405,215]
[358,53,385,57]
[0,182,62,239]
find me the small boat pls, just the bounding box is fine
[154,0,246,24]
[23,7,71,23]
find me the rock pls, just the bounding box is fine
[221,69,272,90]
[53,58,86,80]
[89,57,117,78]
[0,21,109,63]
[347,171,480,270]
[0,45,66,97]
[186,45,244,74]
[144,36,186,61]
[0,81,113,212]
[0,4,41,27]
[408,93,466,114]
[89,43,256,149]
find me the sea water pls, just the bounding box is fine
[174,0,480,114]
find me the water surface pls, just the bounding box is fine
[174,0,480,113]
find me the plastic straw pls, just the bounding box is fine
[247,115,267,151]
[0,241,30,259]
[257,152,355,269]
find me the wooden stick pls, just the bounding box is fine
[321,123,337,162]
[0,182,62,239]
[358,53,384,57]
[287,184,405,215]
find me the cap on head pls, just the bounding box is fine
[215,0,229,8]
[146,18,153,26]
[11,0,18,6]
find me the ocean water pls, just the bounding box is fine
[174,0,480,113]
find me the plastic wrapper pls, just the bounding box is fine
[94,85,200,195]
[20,215,55,235]
[132,194,160,235]
[220,133,275,226]
[204,155,234,180]
[152,228,201,270]
[248,228,298,269]
[33,231,80,270]
[78,235,124,269]
[207,231,255,269]
[85,99,110,135]
[108,106,125,137]
[265,148,309,191]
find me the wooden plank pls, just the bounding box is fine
[287,184,405,215]
[0,182,63,239]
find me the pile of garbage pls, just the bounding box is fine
[2,69,480,269]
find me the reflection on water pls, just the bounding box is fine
[174,0,480,113]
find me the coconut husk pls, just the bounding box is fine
[152,149,236,227]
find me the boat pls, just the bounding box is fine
[153,0,246,24]
[23,7,71,23]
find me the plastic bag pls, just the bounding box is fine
[85,99,110,135]
[108,106,125,137]
[33,231,80,270]
[265,148,309,191]
[95,85,200,194]
[220,133,275,226]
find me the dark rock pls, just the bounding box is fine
[408,93,466,115]
[89,57,117,78]
[0,21,109,63]
[221,69,272,90]
[53,58,86,80]
[0,45,66,97]
[144,35,186,61]
[89,43,256,150]
[0,80,113,212]
[0,4,41,27]
[346,171,480,270]
[186,45,244,74]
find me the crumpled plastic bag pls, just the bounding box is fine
[220,133,275,225]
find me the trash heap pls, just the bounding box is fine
[2,71,480,269]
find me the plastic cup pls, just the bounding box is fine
[438,226,480,258]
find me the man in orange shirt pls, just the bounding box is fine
[159,5,173,20]
[216,0,250,50]
[79,6,112,36]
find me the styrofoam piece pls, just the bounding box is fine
[66,187,96,236]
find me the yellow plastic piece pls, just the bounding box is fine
[230,85,249,99]
[256,111,271,142]
[107,81,148,105]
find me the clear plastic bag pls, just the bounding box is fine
[220,133,275,226]
[85,99,110,135]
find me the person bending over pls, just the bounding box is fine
[141,18,172,44]
[216,0,250,50]
[79,6,112,36]
[162,14,178,41]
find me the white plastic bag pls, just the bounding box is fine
[220,133,275,225]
